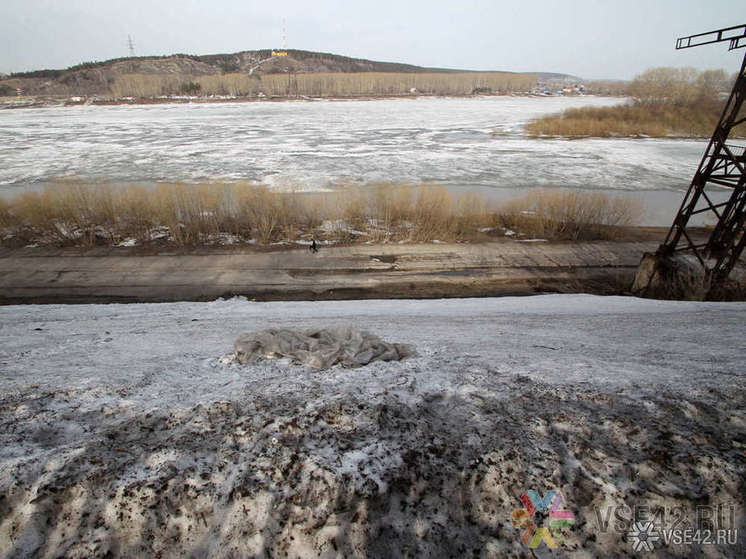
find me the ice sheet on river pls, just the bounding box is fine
[0,97,706,193]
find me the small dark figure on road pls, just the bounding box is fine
[310,239,319,254]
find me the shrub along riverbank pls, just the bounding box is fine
[524,100,730,138]
[0,183,643,248]
[526,67,744,138]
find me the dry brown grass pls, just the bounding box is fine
[0,197,13,229]
[499,189,643,240]
[524,100,738,138]
[0,183,642,247]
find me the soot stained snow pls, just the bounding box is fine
[0,295,744,558]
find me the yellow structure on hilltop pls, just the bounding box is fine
[271,51,288,57]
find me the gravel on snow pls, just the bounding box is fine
[0,295,744,558]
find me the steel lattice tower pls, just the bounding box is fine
[636,24,746,296]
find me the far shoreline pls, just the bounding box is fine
[0,91,619,110]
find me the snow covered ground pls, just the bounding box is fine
[0,295,744,557]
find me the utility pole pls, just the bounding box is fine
[127,35,136,58]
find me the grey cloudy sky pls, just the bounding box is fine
[1,0,743,79]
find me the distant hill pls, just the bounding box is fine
[0,49,576,98]
[1,50,463,96]
[535,72,584,84]
[9,49,474,79]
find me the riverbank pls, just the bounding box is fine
[0,183,646,249]
[525,99,743,139]
[0,90,560,110]
[0,93,432,110]
[0,239,663,304]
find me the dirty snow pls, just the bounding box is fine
[0,295,744,558]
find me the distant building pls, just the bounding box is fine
[271,51,288,57]
[534,79,586,96]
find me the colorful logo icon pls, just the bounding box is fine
[511,489,575,548]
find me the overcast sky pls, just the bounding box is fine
[1,0,743,79]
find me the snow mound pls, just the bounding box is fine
[232,327,415,369]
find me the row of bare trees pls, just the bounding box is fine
[627,67,734,104]
[583,67,735,103]
[109,72,537,98]
[526,66,740,138]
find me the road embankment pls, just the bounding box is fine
[0,240,660,304]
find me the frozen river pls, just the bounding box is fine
[0,96,718,223]
[0,96,707,190]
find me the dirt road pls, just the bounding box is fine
[0,240,658,304]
